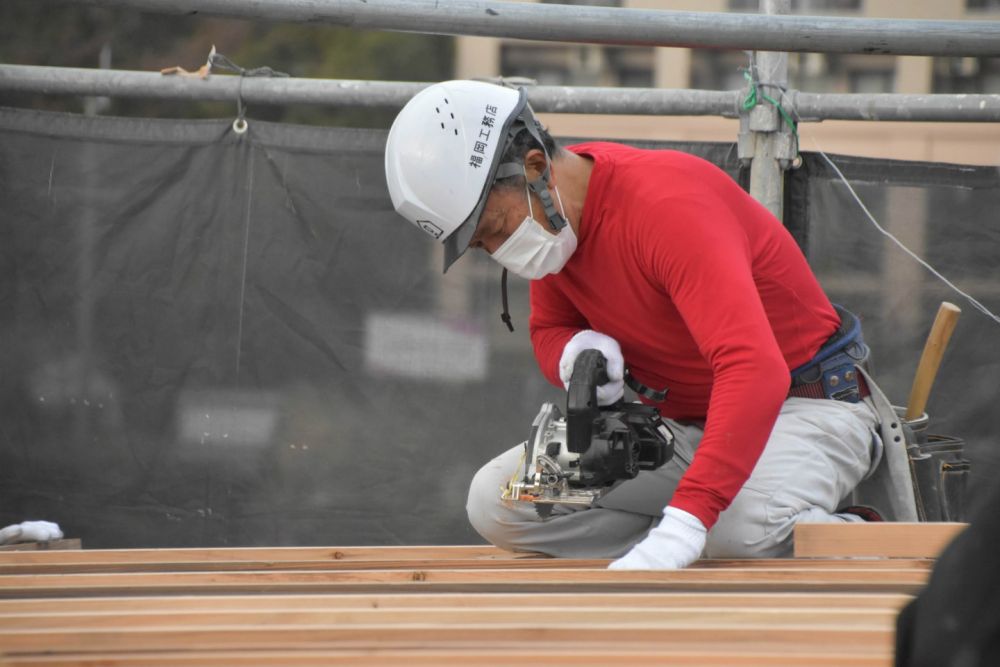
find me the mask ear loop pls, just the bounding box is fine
[522,164,537,224]
[551,178,567,223]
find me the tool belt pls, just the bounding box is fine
[788,305,871,403]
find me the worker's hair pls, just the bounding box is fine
[493,122,561,190]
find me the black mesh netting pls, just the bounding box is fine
[1,106,997,547]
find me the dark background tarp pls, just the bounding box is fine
[1,106,997,547]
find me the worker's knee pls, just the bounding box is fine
[705,488,795,559]
[707,484,864,559]
[465,444,531,549]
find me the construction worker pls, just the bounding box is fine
[384,80,883,569]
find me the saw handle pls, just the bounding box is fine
[566,349,610,454]
[905,302,961,421]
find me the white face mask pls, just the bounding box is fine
[490,184,577,280]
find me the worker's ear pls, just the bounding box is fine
[523,148,550,183]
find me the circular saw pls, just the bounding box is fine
[502,349,674,515]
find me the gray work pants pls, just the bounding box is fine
[466,397,881,559]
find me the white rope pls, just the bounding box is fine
[815,147,1000,327]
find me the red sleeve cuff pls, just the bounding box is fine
[668,495,720,532]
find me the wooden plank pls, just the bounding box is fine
[0,648,893,667]
[0,623,894,654]
[3,646,892,667]
[0,546,919,667]
[0,540,81,553]
[0,557,599,575]
[0,591,913,614]
[794,522,967,558]
[0,545,520,565]
[0,606,900,630]
[0,556,934,575]
[694,558,931,570]
[0,593,908,610]
[0,544,921,667]
[0,567,930,598]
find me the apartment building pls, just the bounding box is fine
[453,0,1000,164]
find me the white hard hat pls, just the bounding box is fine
[385,80,532,272]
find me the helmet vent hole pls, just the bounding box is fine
[440,122,445,129]
[454,129,458,135]
[444,98,449,104]
[435,107,440,113]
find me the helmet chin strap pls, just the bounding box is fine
[494,111,567,333]
[500,268,514,332]
[496,159,565,335]
[526,169,566,233]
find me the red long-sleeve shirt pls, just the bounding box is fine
[529,142,839,530]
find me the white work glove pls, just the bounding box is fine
[558,330,625,406]
[0,521,63,546]
[608,506,707,570]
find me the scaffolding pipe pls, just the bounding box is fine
[791,91,1000,122]
[747,0,791,220]
[56,0,1000,57]
[0,66,429,109]
[5,66,1000,123]
[0,66,743,117]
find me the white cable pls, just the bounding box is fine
[815,147,1000,327]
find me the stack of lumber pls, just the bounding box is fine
[0,523,965,667]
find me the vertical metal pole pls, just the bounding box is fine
[746,0,792,220]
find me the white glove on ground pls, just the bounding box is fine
[608,506,706,570]
[559,330,625,406]
[0,521,63,546]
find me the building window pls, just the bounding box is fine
[729,0,861,12]
[933,58,1000,94]
[690,51,751,91]
[605,47,654,88]
[966,0,1000,10]
[690,51,893,93]
[500,44,652,88]
[848,68,895,94]
[539,0,622,5]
